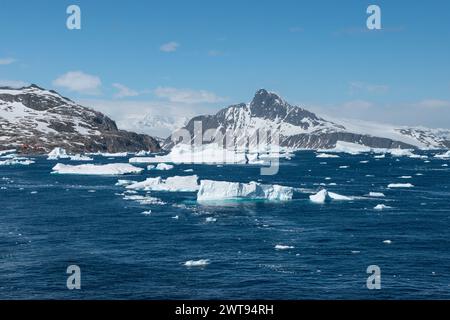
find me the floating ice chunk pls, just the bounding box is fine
[184,169,194,172]
[275,245,294,250]
[115,179,137,186]
[47,147,69,160]
[197,180,293,202]
[309,189,327,203]
[399,176,412,179]
[0,149,16,156]
[316,153,340,158]
[69,154,93,161]
[95,152,128,157]
[127,175,199,192]
[147,165,155,170]
[155,163,174,170]
[184,259,210,267]
[369,192,385,197]
[374,154,385,158]
[0,158,35,166]
[339,165,349,169]
[123,195,165,205]
[434,151,450,159]
[324,141,372,155]
[141,210,152,215]
[135,150,152,156]
[309,189,353,203]
[52,163,143,175]
[205,217,217,223]
[383,240,392,244]
[443,164,449,167]
[387,183,414,188]
[374,204,392,210]
[360,160,369,164]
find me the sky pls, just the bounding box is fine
[1,0,450,136]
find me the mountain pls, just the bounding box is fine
[164,89,450,150]
[0,85,160,154]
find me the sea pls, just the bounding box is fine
[1,150,450,299]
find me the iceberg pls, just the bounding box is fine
[434,151,450,159]
[47,147,70,160]
[196,180,294,202]
[309,189,353,203]
[155,163,174,170]
[89,151,128,157]
[52,163,144,175]
[387,183,414,188]
[184,259,210,267]
[126,175,199,192]
[374,204,392,210]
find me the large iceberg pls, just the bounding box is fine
[126,175,199,192]
[52,163,144,175]
[196,180,293,202]
[324,141,424,158]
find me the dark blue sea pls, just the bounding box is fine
[1,151,450,299]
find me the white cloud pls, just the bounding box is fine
[0,79,29,88]
[112,83,140,98]
[159,41,179,52]
[52,71,102,95]
[416,99,450,108]
[349,81,389,94]
[154,87,225,104]
[0,58,16,65]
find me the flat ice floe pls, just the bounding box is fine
[129,143,288,165]
[368,192,385,197]
[123,194,165,205]
[0,158,35,166]
[387,183,414,188]
[69,154,93,161]
[275,244,294,250]
[52,163,144,175]
[309,189,353,203]
[90,152,128,157]
[434,151,450,159]
[154,163,174,170]
[316,153,340,158]
[126,175,199,192]
[184,259,210,267]
[324,141,426,158]
[196,180,294,202]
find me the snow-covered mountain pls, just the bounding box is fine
[0,85,160,154]
[165,89,450,150]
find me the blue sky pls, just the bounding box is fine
[1,0,450,133]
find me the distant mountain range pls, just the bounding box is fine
[164,89,450,150]
[1,86,449,155]
[0,85,160,154]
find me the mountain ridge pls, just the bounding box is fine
[0,85,160,154]
[164,89,450,150]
